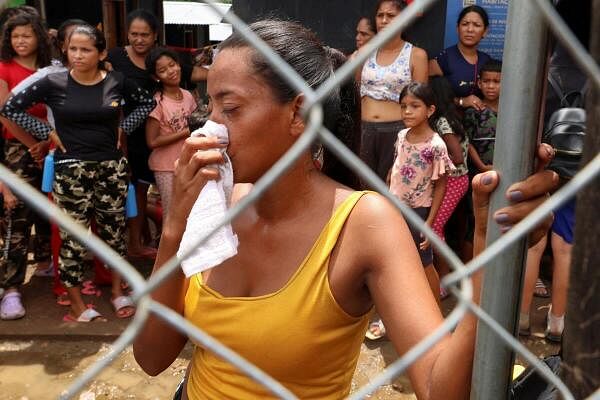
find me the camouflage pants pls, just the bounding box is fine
[0,140,51,289]
[53,157,128,287]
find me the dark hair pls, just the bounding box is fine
[126,9,159,34]
[399,82,436,107]
[145,47,180,99]
[429,76,465,140]
[15,5,39,18]
[375,0,407,15]
[145,47,179,76]
[321,46,361,189]
[69,25,106,53]
[357,15,376,34]
[457,5,489,28]
[0,14,51,67]
[219,20,360,186]
[480,59,502,75]
[374,1,408,37]
[219,20,334,104]
[55,18,88,63]
[0,5,39,30]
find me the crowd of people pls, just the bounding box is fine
[0,0,582,398]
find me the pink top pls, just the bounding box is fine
[147,89,197,172]
[390,128,455,208]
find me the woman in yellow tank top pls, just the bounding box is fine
[133,20,557,400]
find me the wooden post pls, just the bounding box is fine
[560,0,600,396]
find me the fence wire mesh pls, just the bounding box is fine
[0,0,598,398]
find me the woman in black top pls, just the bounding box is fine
[2,25,155,322]
[107,9,208,260]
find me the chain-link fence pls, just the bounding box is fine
[0,0,598,398]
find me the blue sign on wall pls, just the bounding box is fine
[443,0,509,60]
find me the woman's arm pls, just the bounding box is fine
[0,78,52,141]
[190,65,208,82]
[133,135,227,375]
[358,146,558,399]
[0,80,39,148]
[120,80,157,135]
[442,133,464,166]
[0,183,18,211]
[468,144,492,172]
[411,47,429,83]
[145,117,190,149]
[421,174,447,250]
[428,58,443,77]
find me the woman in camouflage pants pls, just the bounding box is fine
[2,26,155,322]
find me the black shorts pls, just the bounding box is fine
[407,206,434,267]
[359,120,405,189]
[127,126,155,185]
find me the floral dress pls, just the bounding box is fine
[389,129,455,208]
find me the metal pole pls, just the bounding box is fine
[471,1,549,399]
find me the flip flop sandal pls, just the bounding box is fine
[365,319,386,341]
[62,308,104,323]
[534,278,550,298]
[111,295,136,319]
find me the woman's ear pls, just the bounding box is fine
[99,49,108,62]
[289,94,306,137]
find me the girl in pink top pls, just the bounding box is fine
[368,82,453,340]
[390,83,454,296]
[145,48,197,215]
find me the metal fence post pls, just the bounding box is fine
[470,1,549,399]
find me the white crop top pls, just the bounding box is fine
[360,41,413,102]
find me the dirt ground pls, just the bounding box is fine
[0,261,559,400]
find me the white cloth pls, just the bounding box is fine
[177,120,238,277]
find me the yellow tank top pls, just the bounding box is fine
[184,191,371,399]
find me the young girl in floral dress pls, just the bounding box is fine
[368,82,454,339]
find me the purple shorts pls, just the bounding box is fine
[551,198,576,244]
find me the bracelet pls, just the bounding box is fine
[459,97,464,107]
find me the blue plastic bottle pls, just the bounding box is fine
[41,151,54,193]
[125,182,138,218]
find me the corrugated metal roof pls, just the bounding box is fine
[163,1,231,25]
[209,23,232,41]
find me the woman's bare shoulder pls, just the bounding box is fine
[346,191,408,242]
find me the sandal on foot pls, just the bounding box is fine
[534,278,550,298]
[0,292,25,320]
[63,308,104,323]
[365,319,386,340]
[112,295,135,319]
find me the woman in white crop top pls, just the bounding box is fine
[358,0,428,188]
